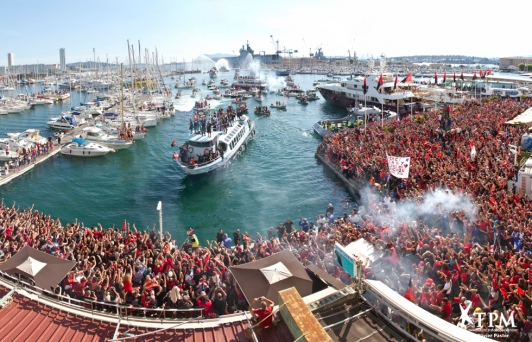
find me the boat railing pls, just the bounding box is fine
[0,270,204,321]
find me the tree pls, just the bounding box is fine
[528,64,532,72]
[518,63,525,71]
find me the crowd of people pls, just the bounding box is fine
[2,138,56,177]
[3,96,532,339]
[316,97,532,341]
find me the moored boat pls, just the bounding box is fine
[61,138,115,157]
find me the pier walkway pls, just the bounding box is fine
[0,128,81,188]
[315,151,360,200]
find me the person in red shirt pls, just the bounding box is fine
[440,298,452,322]
[197,291,213,317]
[249,296,274,328]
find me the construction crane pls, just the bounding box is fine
[302,38,313,57]
[270,35,281,54]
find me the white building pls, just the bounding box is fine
[59,48,66,71]
[7,53,14,67]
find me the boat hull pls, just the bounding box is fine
[179,123,255,178]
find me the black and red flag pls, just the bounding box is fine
[434,72,438,84]
[401,72,413,83]
[363,76,368,95]
[394,74,398,90]
[472,71,477,80]
[453,71,456,82]
[443,71,447,83]
[376,74,383,91]
[481,70,486,79]
[460,71,464,81]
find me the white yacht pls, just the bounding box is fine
[61,138,115,157]
[176,115,255,177]
[7,129,48,145]
[46,115,77,130]
[81,127,133,150]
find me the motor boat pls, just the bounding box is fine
[61,138,115,157]
[46,115,77,130]
[32,97,54,105]
[270,102,287,110]
[7,129,48,145]
[81,126,133,150]
[254,106,270,116]
[176,114,255,177]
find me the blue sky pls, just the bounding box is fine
[1,0,530,66]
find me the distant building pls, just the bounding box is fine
[7,53,14,67]
[500,57,532,69]
[59,48,66,71]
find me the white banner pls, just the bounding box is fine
[387,154,411,179]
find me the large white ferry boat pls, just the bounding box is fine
[176,114,255,177]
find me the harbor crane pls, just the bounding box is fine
[303,38,313,57]
[270,35,281,55]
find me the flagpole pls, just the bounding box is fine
[381,86,383,127]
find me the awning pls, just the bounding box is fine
[0,246,77,289]
[230,250,313,306]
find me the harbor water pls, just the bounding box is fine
[0,73,356,243]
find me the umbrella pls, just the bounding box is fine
[0,246,77,289]
[230,249,313,305]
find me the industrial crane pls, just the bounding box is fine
[302,38,313,57]
[270,35,281,54]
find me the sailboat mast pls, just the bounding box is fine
[121,63,124,125]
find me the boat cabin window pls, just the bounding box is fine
[188,141,212,148]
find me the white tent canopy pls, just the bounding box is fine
[506,107,532,125]
[260,262,293,284]
[16,257,47,276]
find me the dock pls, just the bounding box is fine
[315,151,360,200]
[0,127,82,188]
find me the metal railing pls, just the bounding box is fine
[0,271,204,322]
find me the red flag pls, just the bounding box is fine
[403,223,407,232]
[404,277,414,301]
[394,74,398,90]
[472,71,477,80]
[489,69,493,75]
[381,227,388,231]
[443,71,447,83]
[376,74,383,91]
[518,287,525,296]
[529,269,532,284]
[500,288,509,299]
[363,76,368,95]
[401,72,413,83]
[434,72,438,84]
[122,219,127,231]
[453,71,456,82]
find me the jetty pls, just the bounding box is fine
[315,151,360,200]
[0,128,83,187]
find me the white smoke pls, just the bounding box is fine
[358,185,477,235]
[266,76,286,92]
[249,60,261,77]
